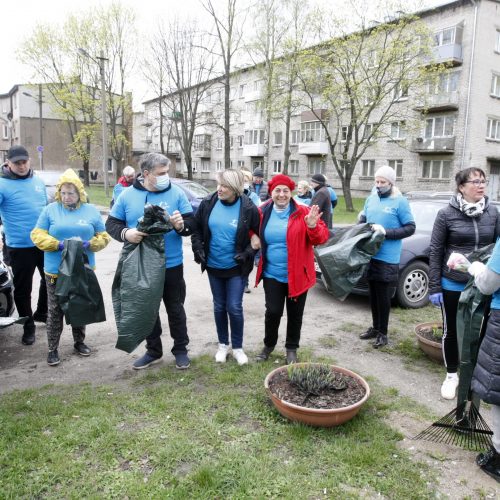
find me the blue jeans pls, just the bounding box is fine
[207,272,246,348]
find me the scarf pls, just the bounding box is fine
[456,193,485,218]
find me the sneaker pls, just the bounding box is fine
[244,287,251,294]
[22,326,36,346]
[33,310,47,323]
[47,350,60,366]
[256,346,274,362]
[477,446,500,483]
[373,333,388,349]
[132,353,161,370]
[232,348,248,366]
[441,373,459,400]
[175,352,191,370]
[215,344,230,363]
[360,327,378,340]
[74,342,91,356]
[286,349,297,365]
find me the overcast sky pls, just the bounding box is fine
[2,0,447,109]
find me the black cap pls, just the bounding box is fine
[310,173,326,186]
[7,145,29,163]
[253,167,264,178]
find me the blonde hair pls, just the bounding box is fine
[217,169,244,197]
[240,169,253,183]
[297,180,311,193]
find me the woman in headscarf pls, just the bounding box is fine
[429,167,500,399]
[254,174,329,364]
[358,165,415,349]
[31,169,110,366]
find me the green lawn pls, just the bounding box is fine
[0,355,437,499]
[85,184,112,208]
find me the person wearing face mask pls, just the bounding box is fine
[310,173,332,229]
[241,169,261,207]
[106,153,196,370]
[358,165,415,349]
[0,145,48,346]
[429,167,500,400]
[31,169,110,366]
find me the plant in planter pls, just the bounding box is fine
[414,321,444,364]
[264,362,370,427]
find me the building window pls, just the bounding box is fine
[363,123,375,141]
[238,135,243,148]
[425,116,454,138]
[2,124,8,140]
[274,131,282,146]
[230,136,234,149]
[273,160,282,174]
[107,158,114,173]
[201,160,210,172]
[244,129,265,145]
[390,121,406,140]
[230,87,237,100]
[216,138,223,150]
[193,134,211,151]
[364,87,377,106]
[341,126,348,142]
[365,49,378,68]
[301,121,324,142]
[491,74,500,98]
[495,30,500,53]
[422,159,451,179]
[291,130,300,145]
[216,161,223,171]
[237,160,245,168]
[428,72,459,94]
[434,26,457,46]
[192,161,198,173]
[239,84,246,98]
[308,158,325,175]
[388,159,403,178]
[289,160,299,175]
[361,159,375,177]
[487,118,500,141]
[393,83,409,101]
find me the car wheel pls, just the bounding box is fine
[396,261,429,309]
[0,289,14,317]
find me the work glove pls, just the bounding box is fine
[57,241,65,251]
[82,240,90,249]
[371,224,386,236]
[468,261,486,278]
[429,292,443,307]
[194,249,206,266]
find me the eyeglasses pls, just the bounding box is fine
[465,179,489,186]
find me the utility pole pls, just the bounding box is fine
[22,84,44,170]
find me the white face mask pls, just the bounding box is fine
[155,173,170,189]
[243,182,250,190]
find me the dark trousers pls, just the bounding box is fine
[441,289,461,373]
[263,277,308,350]
[368,280,396,336]
[8,246,47,330]
[146,265,189,358]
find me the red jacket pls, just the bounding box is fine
[255,200,329,298]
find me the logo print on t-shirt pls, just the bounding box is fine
[77,219,88,226]
[383,207,395,214]
[158,201,170,211]
[229,219,238,228]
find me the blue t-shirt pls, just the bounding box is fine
[35,202,105,274]
[441,276,466,292]
[110,184,192,268]
[328,186,337,214]
[263,206,290,283]
[363,193,414,264]
[293,195,311,207]
[0,175,47,247]
[248,191,260,207]
[207,199,241,269]
[112,183,129,204]
[487,238,500,310]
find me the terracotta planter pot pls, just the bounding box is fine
[415,322,444,364]
[264,363,370,427]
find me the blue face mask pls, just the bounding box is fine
[155,173,170,190]
[376,185,391,196]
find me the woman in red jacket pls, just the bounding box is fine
[254,174,329,364]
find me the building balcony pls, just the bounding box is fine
[414,91,459,112]
[298,141,329,155]
[193,147,211,158]
[143,138,152,144]
[412,136,456,154]
[243,144,266,156]
[424,44,463,67]
[244,90,261,103]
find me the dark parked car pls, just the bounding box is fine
[316,192,494,309]
[171,178,211,213]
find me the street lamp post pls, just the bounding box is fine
[78,48,109,197]
[22,84,44,170]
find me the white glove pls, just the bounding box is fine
[468,261,486,278]
[371,224,386,236]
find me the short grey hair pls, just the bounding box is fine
[138,153,170,174]
[297,180,311,192]
[217,169,244,197]
[123,165,135,176]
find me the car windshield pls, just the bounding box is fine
[182,182,210,198]
[410,200,445,232]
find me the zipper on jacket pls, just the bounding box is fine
[473,218,479,251]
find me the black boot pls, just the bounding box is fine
[256,346,274,362]
[477,446,500,483]
[373,333,388,349]
[22,324,36,345]
[286,350,297,365]
[360,327,378,340]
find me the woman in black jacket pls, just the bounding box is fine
[429,167,500,400]
[191,169,260,365]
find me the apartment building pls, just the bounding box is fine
[139,0,500,199]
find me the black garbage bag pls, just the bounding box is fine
[55,239,106,326]
[112,204,174,353]
[314,223,385,300]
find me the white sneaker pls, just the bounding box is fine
[232,348,248,366]
[441,373,459,400]
[215,344,229,363]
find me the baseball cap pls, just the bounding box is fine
[7,145,29,163]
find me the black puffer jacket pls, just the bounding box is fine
[428,195,500,294]
[191,192,260,276]
[311,185,332,229]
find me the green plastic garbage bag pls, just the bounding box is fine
[113,204,174,353]
[55,239,106,326]
[314,223,385,300]
[456,244,494,413]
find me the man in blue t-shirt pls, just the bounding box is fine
[106,153,196,370]
[0,145,47,345]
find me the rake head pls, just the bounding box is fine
[413,401,493,451]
